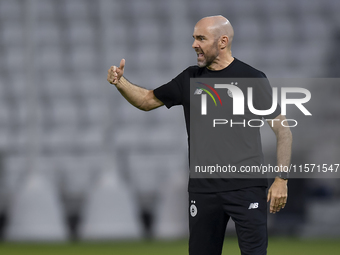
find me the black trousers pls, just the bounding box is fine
[189,187,268,255]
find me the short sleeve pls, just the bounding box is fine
[153,69,188,108]
[253,78,281,119]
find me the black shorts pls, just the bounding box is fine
[189,186,267,255]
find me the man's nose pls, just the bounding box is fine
[192,40,198,49]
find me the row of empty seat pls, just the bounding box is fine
[0,0,339,240]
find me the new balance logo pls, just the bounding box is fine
[248,202,259,209]
[194,88,203,95]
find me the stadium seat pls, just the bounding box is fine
[233,18,264,44]
[62,0,91,20]
[1,21,24,47]
[128,0,158,19]
[4,170,69,241]
[0,0,338,242]
[102,22,129,46]
[42,74,73,97]
[66,21,96,46]
[266,18,297,43]
[79,168,143,240]
[0,0,22,20]
[295,0,326,15]
[4,46,25,71]
[98,0,124,19]
[299,15,331,43]
[134,46,161,72]
[36,46,64,71]
[260,0,292,16]
[34,22,61,46]
[134,20,162,45]
[229,1,261,18]
[153,169,189,239]
[69,45,98,71]
[34,0,56,20]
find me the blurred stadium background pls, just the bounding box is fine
[0,0,340,253]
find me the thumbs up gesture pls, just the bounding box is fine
[107,59,125,85]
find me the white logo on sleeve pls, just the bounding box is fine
[248,202,259,209]
[190,200,197,217]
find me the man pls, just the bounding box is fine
[107,15,292,255]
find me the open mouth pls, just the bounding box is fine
[197,53,204,59]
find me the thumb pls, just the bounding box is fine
[119,58,125,71]
[267,189,271,202]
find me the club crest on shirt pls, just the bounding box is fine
[190,200,197,217]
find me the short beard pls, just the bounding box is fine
[197,60,206,68]
[197,52,218,68]
[197,42,219,68]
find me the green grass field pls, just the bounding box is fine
[0,238,339,255]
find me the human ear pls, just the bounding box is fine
[219,35,229,49]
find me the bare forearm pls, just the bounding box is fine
[115,76,149,110]
[276,128,292,168]
[269,129,290,213]
[267,115,290,213]
[107,61,164,111]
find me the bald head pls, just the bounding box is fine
[192,15,235,69]
[195,15,234,49]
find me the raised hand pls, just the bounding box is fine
[107,59,125,85]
